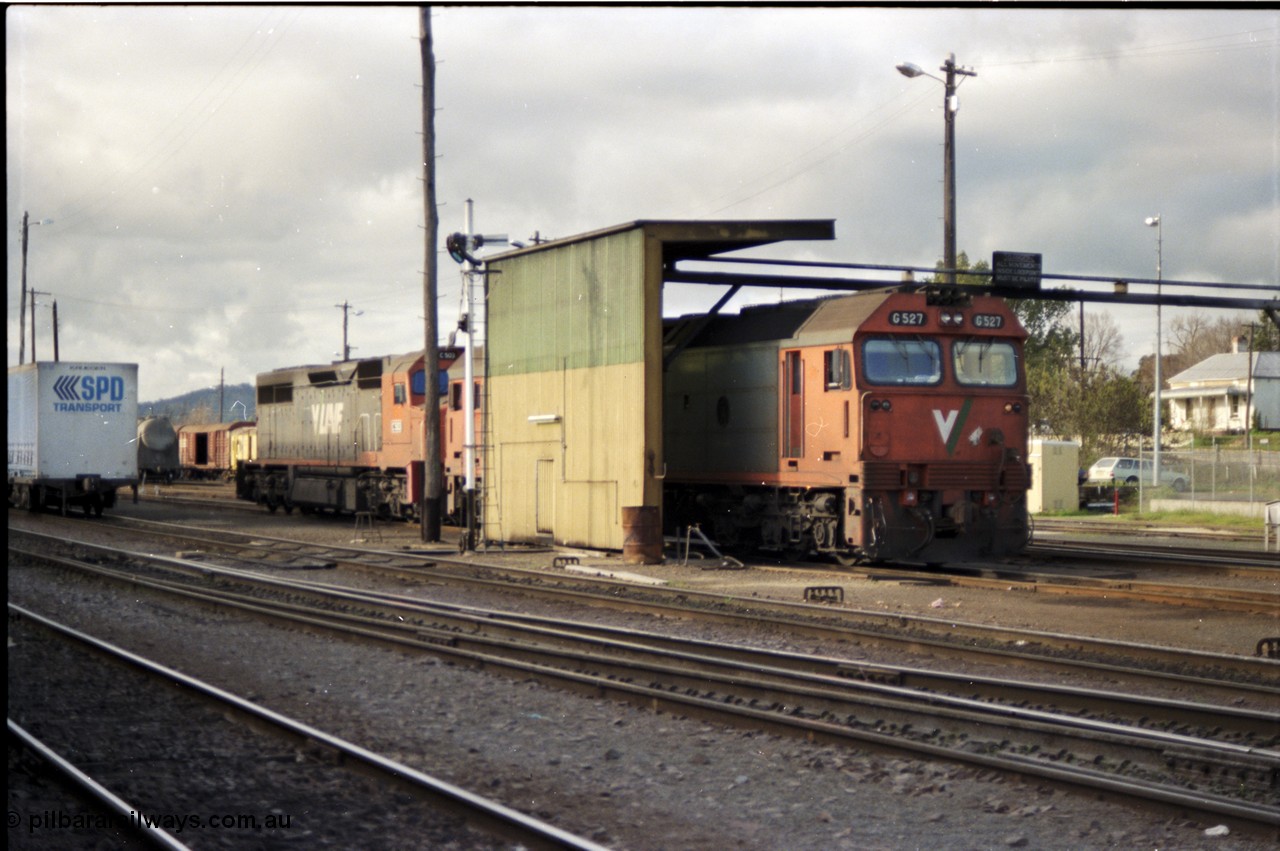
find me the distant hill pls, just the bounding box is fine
[140,383,255,426]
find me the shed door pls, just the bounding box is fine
[783,350,804,458]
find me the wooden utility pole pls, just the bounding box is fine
[420,7,442,542]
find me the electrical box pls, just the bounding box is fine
[1028,439,1079,514]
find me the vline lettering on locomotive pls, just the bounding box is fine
[310,402,345,436]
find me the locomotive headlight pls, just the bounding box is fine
[939,312,953,325]
[1004,402,1023,413]
[870,400,881,411]
[881,399,891,412]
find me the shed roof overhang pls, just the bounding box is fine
[486,219,836,265]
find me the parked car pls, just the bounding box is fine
[1086,457,1188,492]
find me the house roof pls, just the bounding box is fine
[1167,350,1280,385]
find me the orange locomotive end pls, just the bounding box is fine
[662,289,1030,565]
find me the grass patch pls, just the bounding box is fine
[1040,507,1264,530]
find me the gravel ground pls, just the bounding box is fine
[8,503,1278,850]
[8,615,504,851]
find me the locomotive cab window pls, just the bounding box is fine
[409,368,427,399]
[953,340,1018,387]
[824,348,851,390]
[862,338,941,385]
[393,382,406,405]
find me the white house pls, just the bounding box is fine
[1164,339,1280,432]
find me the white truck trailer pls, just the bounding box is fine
[8,361,139,515]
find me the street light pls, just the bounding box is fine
[1145,214,1163,487]
[897,54,976,285]
[19,212,53,364]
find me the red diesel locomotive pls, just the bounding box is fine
[662,288,1031,564]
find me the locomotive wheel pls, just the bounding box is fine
[831,551,861,567]
[265,495,279,514]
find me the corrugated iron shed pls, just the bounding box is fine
[481,219,833,556]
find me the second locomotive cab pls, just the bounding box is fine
[662,289,1031,564]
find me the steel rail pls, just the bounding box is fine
[12,549,1279,833]
[8,719,192,851]
[7,603,612,851]
[1026,540,1278,572]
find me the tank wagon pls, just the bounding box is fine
[8,362,139,516]
[236,351,429,517]
[178,421,255,479]
[137,416,180,482]
[662,289,1030,564]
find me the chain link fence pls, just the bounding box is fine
[1140,442,1280,517]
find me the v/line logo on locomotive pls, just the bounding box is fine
[311,402,344,436]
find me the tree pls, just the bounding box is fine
[1166,313,1255,376]
[1080,311,1123,374]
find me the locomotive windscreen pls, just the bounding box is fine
[862,338,942,385]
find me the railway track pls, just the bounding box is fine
[9,537,1279,835]
[13,519,1277,696]
[8,602,609,851]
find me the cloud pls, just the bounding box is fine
[8,6,1278,400]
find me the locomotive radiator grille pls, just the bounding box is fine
[924,463,997,490]
[860,462,1028,491]
[859,463,904,490]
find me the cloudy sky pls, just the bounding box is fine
[7,5,1278,402]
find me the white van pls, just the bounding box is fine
[1086,457,1188,492]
